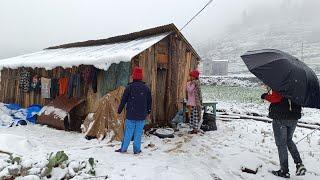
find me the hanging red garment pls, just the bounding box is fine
[59,77,69,96]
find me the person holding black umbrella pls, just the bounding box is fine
[261,88,306,178]
[240,49,319,178]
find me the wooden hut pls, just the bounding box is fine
[0,23,200,127]
[202,59,229,76]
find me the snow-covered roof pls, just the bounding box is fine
[0,32,170,70]
[212,60,229,62]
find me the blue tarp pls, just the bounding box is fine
[1,103,42,127]
[5,103,22,111]
[26,105,42,124]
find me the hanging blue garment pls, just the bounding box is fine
[67,74,81,99]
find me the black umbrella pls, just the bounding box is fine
[241,49,320,109]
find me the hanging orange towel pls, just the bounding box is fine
[59,77,69,96]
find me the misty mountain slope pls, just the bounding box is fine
[200,0,320,74]
[203,20,320,74]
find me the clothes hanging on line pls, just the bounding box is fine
[59,77,69,96]
[92,68,98,93]
[67,74,81,99]
[50,78,59,99]
[41,77,51,99]
[19,69,31,93]
[30,75,41,93]
[81,66,93,84]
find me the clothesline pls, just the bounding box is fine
[16,66,98,101]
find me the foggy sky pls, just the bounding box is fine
[0,0,318,59]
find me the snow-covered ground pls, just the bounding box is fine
[1,77,319,179]
[215,101,320,126]
[201,75,260,87]
[1,107,320,179]
[202,84,320,126]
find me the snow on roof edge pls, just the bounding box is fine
[0,32,170,71]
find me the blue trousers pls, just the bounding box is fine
[273,119,302,172]
[121,119,145,153]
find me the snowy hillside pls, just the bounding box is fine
[203,22,320,74]
[199,0,320,74]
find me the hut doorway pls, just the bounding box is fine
[155,67,167,124]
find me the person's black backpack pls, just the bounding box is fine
[201,112,217,131]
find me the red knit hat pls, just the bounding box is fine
[190,70,200,79]
[132,67,143,80]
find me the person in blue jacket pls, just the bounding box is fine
[115,67,152,154]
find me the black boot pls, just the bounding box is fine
[271,169,290,178]
[296,163,306,176]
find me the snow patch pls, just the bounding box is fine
[38,106,68,120]
[201,75,260,87]
[0,104,14,126]
[16,175,40,180]
[0,134,38,156]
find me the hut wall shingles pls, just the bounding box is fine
[132,36,193,125]
[176,37,191,111]
[165,36,174,124]
[137,46,158,123]
[154,40,168,124]
[164,35,199,124]
[149,46,158,123]
[0,68,22,105]
[166,35,180,123]
[0,69,5,102]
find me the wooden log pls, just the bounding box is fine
[0,150,13,156]
[217,114,320,130]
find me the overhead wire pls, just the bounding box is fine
[180,0,214,31]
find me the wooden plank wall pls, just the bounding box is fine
[131,34,199,125]
[166,35,199,124]
[132,38,170,125]
[0,68,51,107]
[134,45,158,123]
[170,35,185,120]
[155,40,169,124]
[0,71,2,100]
[0,66,100,110]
